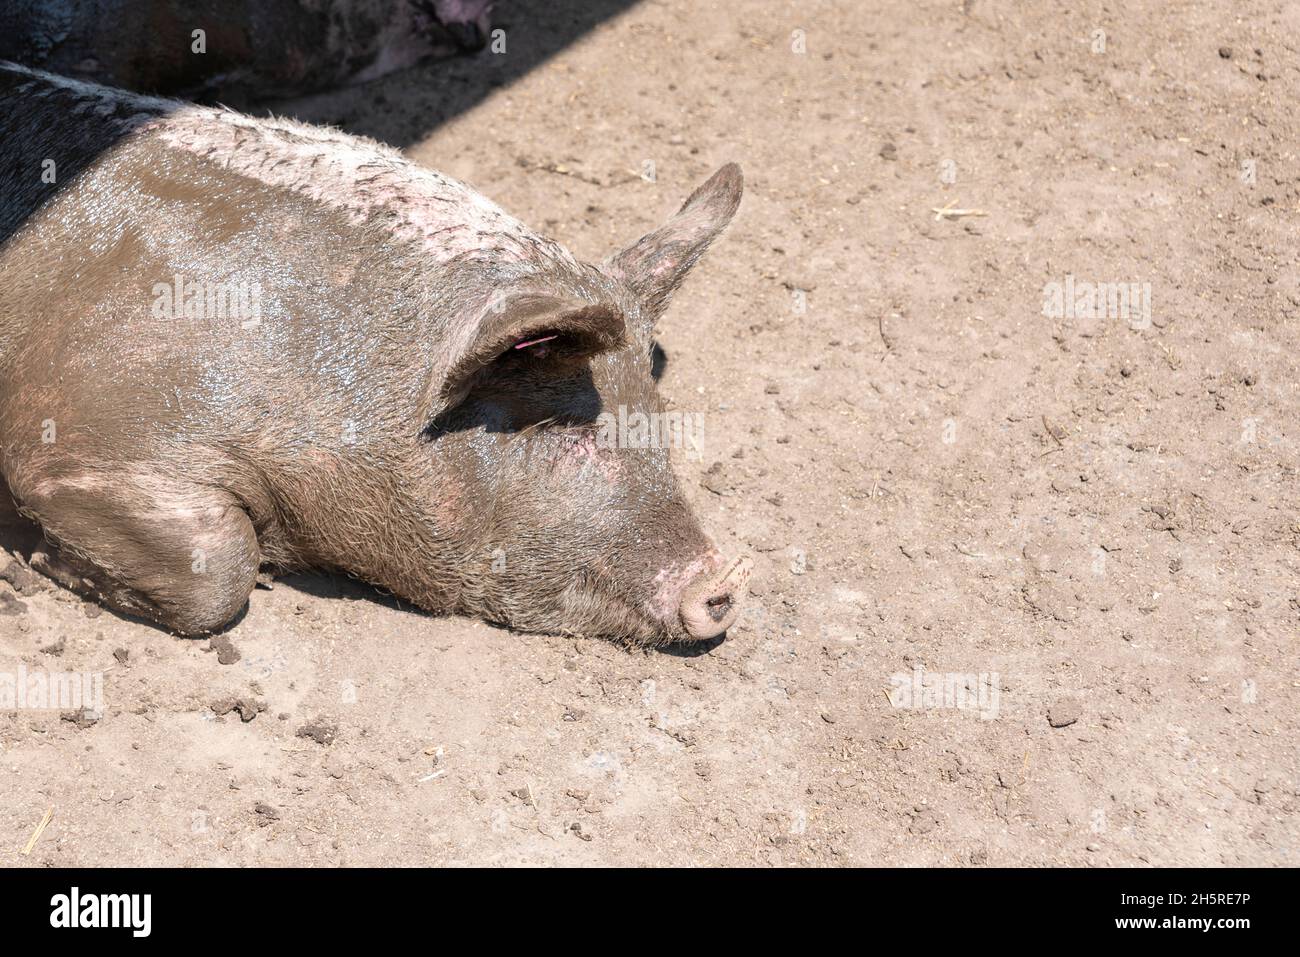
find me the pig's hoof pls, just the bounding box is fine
[30,543,98,594]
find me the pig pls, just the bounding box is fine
[0,61,753,646]
[0,0,494,103]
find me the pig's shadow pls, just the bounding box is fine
[272,570,409,614]
[655,634,726,658]
[651,342,668,380]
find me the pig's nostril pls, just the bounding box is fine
[705,594,733,623]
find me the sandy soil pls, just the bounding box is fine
[3,0,1298,866]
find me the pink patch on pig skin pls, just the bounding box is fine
[546,431,621,483]
[432,475,469,535]
[646,552,720,625]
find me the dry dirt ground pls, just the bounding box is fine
[3,0,1298,867]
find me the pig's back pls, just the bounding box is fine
[0,65,382,464]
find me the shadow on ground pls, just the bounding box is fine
[254,0,643,149]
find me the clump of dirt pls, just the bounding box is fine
[296,720,339,746]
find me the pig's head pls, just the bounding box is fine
[412,164,751,647]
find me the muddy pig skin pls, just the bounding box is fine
[0,0,493,102]
[0,62,753,646]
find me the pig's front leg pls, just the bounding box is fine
[14,476,260,636]
[29,537,170,624]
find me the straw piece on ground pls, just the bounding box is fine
[21,807,53,856]
[931,199,988,221]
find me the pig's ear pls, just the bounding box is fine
[423,291,626,422]
[608,163,743,320]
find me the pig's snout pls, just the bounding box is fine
[678,555,753,640]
